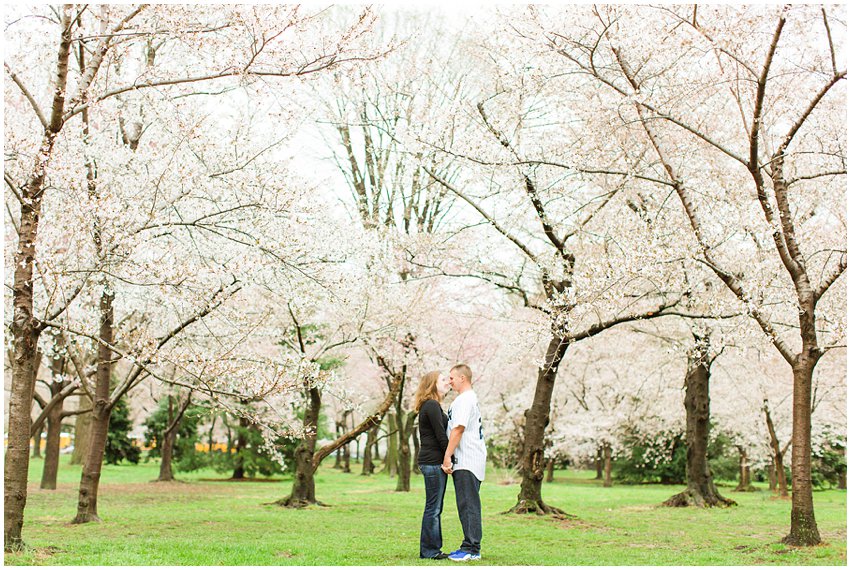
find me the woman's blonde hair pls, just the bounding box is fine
[413,371,442,412]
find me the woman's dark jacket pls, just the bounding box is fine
[417,399,449,465]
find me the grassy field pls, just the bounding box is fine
[4,456,846,566]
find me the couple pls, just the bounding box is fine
[414,364,487,562]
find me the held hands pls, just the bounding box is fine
[441,456,453,474]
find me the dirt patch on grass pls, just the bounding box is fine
[103,481,207,495]
[732,544,758,553]
[91,481,243,505]
[557,516,601,531]
[31,546,63,563]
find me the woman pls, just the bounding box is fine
[414,370,451,560]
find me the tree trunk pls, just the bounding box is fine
[764,403,789,498]
[70,404,92,466]
[545,458,555,483]
[156,392,192,483]
[158,396,176,482]
[767,457,777,491]
[734,447,756,492]
[72,289,115,524]
[774,456,788,497]
[158,428,177,482]
[373,433,380,463]
[5,201,44,549]
[838,447,847,490]
[4,10,73,548]
[40,404,64,490]
[40,348,70,490]
[31,424,44,458]
[224,415,233,453]
[232,415,249,480]
[207,413,217,453]
[341,411,352,473]
[603,444,613,488]
[275,387,323,508]
[361,424,378,475]
[782,356,821,546]
[395,412,415,492]
[73,405,111,524]
[5,204,44,551]
[664,333,734,508]
[275,365,403,507]
[595,446,603,480]
[507,334,570,515]
[385,413,398,478]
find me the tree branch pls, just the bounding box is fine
[63,52,383,122]
[822,8,838,77]
[164,391,193,435]
[32,391,48,409]
[4,174,24,206]
[774,70,846,159]
[311,368,404,471]
[749,12,786,171]
[30,380,81,437]
[567,294,684,342]
[787,169,846,186]
[814,252,847,302]
[423,167,538,263]
[60,406,92,419]
[476,101,566,254]
[110,279,242,404]
[5,63,48,129]
[64,5,148,114]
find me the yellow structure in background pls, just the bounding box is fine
[9,434,230,454]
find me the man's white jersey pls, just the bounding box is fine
[447,389,487,481]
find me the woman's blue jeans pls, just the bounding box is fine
[419,464,448,558]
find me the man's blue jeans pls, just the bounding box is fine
[452,469,482,555]
[419,464,448,558]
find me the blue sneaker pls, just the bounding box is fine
[448,551,481,562]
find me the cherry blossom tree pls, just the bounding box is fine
[712,342,847,496]
[4,3,381,547]
[399,16,696,514]
[312,12,474,492]
[532,4,845,544]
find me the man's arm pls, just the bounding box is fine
[442,426,465,473]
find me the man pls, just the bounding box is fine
[442,363,486,562]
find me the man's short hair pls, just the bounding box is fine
[451,363,473,383]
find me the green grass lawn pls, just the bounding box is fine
[4,456,846,565]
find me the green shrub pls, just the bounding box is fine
[143,399,208,472]
[812,443,846,490]
[614,433,687,484]
[105,396,141,465]
[707,432,740,482]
